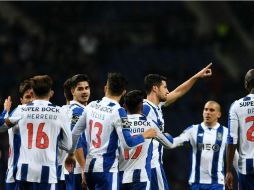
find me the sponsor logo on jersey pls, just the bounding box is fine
[240,101,254,107]
[197,143,220,152]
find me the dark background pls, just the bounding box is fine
[0,2,252,189]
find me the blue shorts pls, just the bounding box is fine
[57,180,66,190]
[150,165,169,190]
[190,183,224,190]
[5,182,15,190]
[121,182,149,190]
[15,181,57,190]
[239,172,254,190]
[65,173,82,190]
[85,172,119,190]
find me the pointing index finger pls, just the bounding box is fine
[205,62,212,69]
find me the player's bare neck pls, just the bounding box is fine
[34,95,50,101]
[204,121,217,128]
[250,88,254,94]
[105,94,120,103]
[147,93,160,106]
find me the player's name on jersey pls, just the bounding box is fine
[130,127,145,134]
[90,103,113,113]
[247,108,254,114]
[91,110,105,120]
[129,120,151,127]
[197,143,221,152]
[240,101,254,107]
[27,113,58,120]
[21,106,60,113]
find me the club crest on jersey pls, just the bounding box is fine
[217,132,222,141]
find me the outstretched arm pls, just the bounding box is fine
[164,63,212,107]
[156,126,191,149]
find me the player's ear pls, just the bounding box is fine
[122,90,126,97]
[152,85,158,92]
[20,98,23,104]
[104,85,107,94]
[50,90,54,98]
[71,88,75,95]
[217,111,221,119]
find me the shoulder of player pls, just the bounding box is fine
[116,107,127,118]
[183,124,198,133]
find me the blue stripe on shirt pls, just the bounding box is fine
[41,166,50,183]
[246,159,254,174]
[194,125,204,183]
[227,102,235,144]
[103,129,118,172]
[20,164,28,181]
[211,125,223,183]
[145,141,153,180]
[143,104,151,117]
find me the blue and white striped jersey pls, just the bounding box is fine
[143,99,165,168]
[57,104,72,180]
[119,114,153,184]
[67,100,87,175]
[169,122,228,185]
[6,127,20,183]
[71,97,145,173]
[8,100,72,183]
[0,109,21,184]
[228,93,254,175]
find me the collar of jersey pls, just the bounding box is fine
[128,114,143,119]
[247,93,254,98]
[144,99,159,109]
[201,122,220,130]
[102,97,120,105]
[70,100,86,108]
[32,99,51,105]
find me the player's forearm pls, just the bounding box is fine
[121,128,144,149]
[155,131,174,149]
[75,148,86,171]
[59,128,73,151]
[165,77,198,106]
[233,149,239,172]
[226,144,237,173]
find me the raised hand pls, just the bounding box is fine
[4,96,12,112]
[194,63,212,78]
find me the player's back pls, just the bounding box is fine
[119,114,153,183]
[12,100,71,183]
[229,94,254,174]
[85,97,125,173]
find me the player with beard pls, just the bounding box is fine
[143,63,212,190]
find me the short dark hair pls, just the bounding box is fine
[107,73,127,96]
[31,75,53,97]
[124,90,145,114]
[70,74,90,89]
[19,79,32,98]
[144,74,167,94]
[245,69,254,91]
[63,77,73,101]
